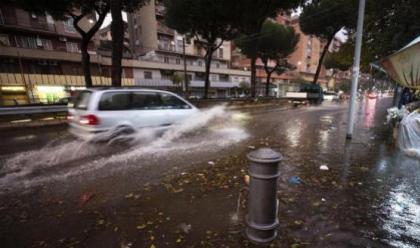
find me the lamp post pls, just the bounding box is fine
[346,0,366,139]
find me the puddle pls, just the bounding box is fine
[0,106,250,192]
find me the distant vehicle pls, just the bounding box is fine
[323,91,339,101]
[68,89,199,141]
[286,84,324,106]
[56,97,72,105]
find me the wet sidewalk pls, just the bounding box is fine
[1,97,419,248]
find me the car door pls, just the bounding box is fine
[96,91,133,129]
[159,92,198,124]
[130,91,169,128]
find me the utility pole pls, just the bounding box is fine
[182,37,188,94]
[346,0,366,139]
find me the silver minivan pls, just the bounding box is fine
[68,88,199,141]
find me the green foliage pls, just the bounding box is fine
[324,52,351,72]
[233,0,300,97]
[364,0,420,59]
[164,0,238,98]
[12,0,146,19]
[170,72,187,85]
[299,0,357,84]
[300,0,357,40]
[164,0,237,44]
[239,81,250,89]
[258,21,299,63]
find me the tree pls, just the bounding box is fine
[164,0,237,99]
[299,0,357,85]
[363,0,420,62]
[110,0,148,87]
[257,21,299,96]
[234,0,300,97]
[239,81,250,95]
[13,0,110,87]
[110,0,123,87]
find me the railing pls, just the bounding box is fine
[134,79,240,88]
[0,19,56,32]
[0,105,67,116]
[157,23,175,36]
[0,73,134,86]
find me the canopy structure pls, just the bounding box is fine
[381,36,420,89]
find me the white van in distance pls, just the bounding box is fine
[68,88,199,141]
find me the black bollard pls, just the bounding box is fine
[245,147,282,244]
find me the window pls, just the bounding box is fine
[64,18,76,33]
[164,57,169,63]
[219,48,223,58]
[211,74,218,81]
[131,92,163,110]
[42,39,53,50]
[135,39,140,45]
[66,42,79,52]
[99,92,131,111]
[46,14,54,24]
[16,36,37,49]
[176,58,180,64]
[161,93,190,109]
[0,34,10,46]
[198,61,202,67]
[74,91,92,110]
[144,71,152,79]
[215,62,220,68]
[219,74,229,81]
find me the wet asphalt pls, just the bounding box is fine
[0,97,419,248]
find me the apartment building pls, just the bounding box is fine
[0,4,136,105]
[97,21,131,57]
[127,0,249,98]
[0,2,250,105]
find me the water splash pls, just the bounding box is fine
[0,105,250,192]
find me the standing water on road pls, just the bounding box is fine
[0,105,250,193]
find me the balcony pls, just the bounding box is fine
[134,79,239,88]
[157,23,175,36]
[0,19,56,33]
[157,41,176,52]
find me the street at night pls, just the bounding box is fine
[1,98,419,247]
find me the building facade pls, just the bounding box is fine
[0,2,250,106]
[127,0,247,98]
[0,4,136,105]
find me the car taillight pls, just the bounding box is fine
[67,113,74,121]
[79,114,99,126]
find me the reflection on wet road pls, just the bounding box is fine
[0,97,419,247]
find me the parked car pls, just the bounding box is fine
[286,84,324,106]
[323,91,339,101]
[68,89,199,141]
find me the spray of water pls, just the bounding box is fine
[0,105,250,192]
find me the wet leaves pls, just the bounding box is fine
[136,224,146,230]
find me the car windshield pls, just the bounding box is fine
[73,91,92,110]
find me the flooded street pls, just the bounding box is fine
[0,97,419,247]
